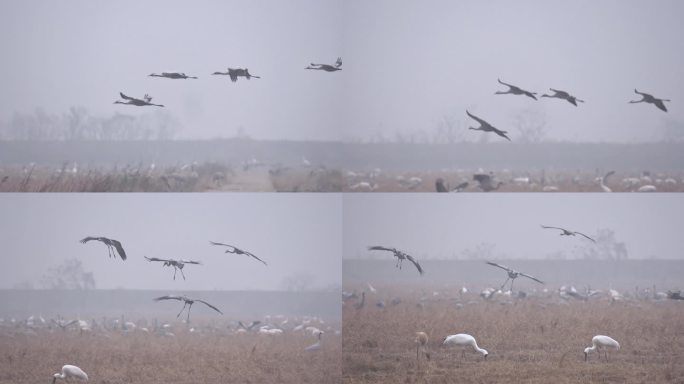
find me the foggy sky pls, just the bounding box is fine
[2,1,682,142]
[0,194,341,290]
[343,193,684,260]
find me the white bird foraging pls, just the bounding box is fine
[442,333,488,360]
[584,335,620,361]
[305,331,323,351]
[52,365,88,383]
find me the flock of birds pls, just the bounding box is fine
[113,57,342,108]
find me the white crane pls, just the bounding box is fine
[599,170,615,192]
[304,331,323,351]
[52,365,88,383]
[629,89,670,112]
[442,333,488,360]
[584,335,620,361]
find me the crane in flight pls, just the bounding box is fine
[153,295,223,323]
[144,256,201,280]
[495,78,538,100]
[52,365,88,383]
[473,173,503,192]
[466,110,511,141]
[540,88,584,106]
[211,68,261,82]
[79,236,127,260]
[541,225,595,242]
[368,246,423,275]
[629,89,670,112]
[114,92,164,107]
[238,320,262,331]
[209,241,267,265]
[149,72,198,79]
[306,57,342,72]
[485,261,544,291]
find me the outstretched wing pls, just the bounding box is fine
[519,272,544,284]
[110,239,127,260]
[654,99,668,112]
[466,110,488,126]
[541,225,566,232]
[145,256,169,263]
[197,299,223,314]
[180,259,202,265]
[80,236,99,244]
[153,295,184,302]
[210,241,238,252]
[119,92,136,101]
[497,78,513,88]
[493,128,511,141]
[486,261,511,272]
[244,251,267,266]
[368,245,396,253]
[405,254,424,275]
[573,231,596,243]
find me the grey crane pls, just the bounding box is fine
[541,88,584,106]
[144,256,201,280]
[153,295,223,323]
[148,72,198,79]
[114,92,164,107]
[211,68,261,82]
[495,78,538,100]
[473,173,503,192]
[629,89,670,112]
[306,57,342,72]
[368,246,423,275]
[541,225,596,242]
[80,236,127,260]
[466,110,511,141]
[486,261,544,291]
[209,241,267,265]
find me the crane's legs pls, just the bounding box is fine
[510,278,516,292]
[500,277,510,291]
[173,267,177,280]
[186,303,193,323]
[177,302,188,318]
[180,269,186,280]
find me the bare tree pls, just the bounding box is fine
[280,272,315,292]
[577,228,628,261]
[513,108,547,143]
[40,259,96,290]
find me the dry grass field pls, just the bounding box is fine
[343,287,684,383]
[0,327,341,383]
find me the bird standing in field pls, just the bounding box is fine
[629,89,670,112]
[541,225,596,242]
[211,68,262,82]
[153,295,223,323]
[305,331,324,351]
[52,365,88,383]
[415,331,431,361]
[466,110,511,141]
[541,88,584,106]
[367,246,424,275]
[495,78,538,100]
[485,261,544,291]
[209,241,267,265]
[442,333,488,360]
[79,236,127,260]
[148,72,198,79]
[144,256,201,280]
[599,170,615,192]
[114,92,164,107]
[584,335,620,361]
[306,57,342,72]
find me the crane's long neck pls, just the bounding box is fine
[472,341,487,356]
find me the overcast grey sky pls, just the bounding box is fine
[0,193,341,290]
[2,0,682,142]
[343,193,684,260]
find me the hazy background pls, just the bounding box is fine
[1,0,682,142]
[343,193,683,260]
[0,193,341,291]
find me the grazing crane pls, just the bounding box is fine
[415,331,431,361]
[153,295,223,323]
[211,68,262,82]
[209,241,267,265]
[144,256,201,280]
[584,335,620,361]
[306,57,342,71]
[495,78,538,100]
[629,89,670,112]
[367,246,424,275]
[238,320,262,331]
[114,92,164,107]
[52,365,88,383]
[442,333,488,360]
[148,72,198,79]
[541,88,584,106]
[466,110,511,141]
[79,237,127,260]
[305,331,323,351]
[485,261,544,291]
[599,170,615,192]
[541,225,596,242]
[473,173,503,192]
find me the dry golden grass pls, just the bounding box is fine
[343,288,684,383]
[0,329,340,383]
